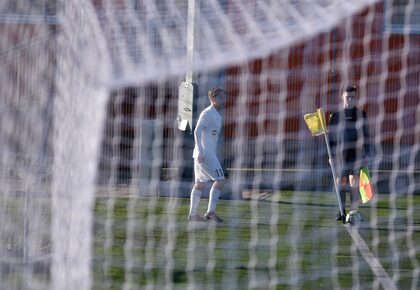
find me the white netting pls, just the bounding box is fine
[92,0,380,85]
[1,0,420,289]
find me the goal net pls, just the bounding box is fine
[1,0,419,289]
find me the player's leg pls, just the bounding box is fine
[205,179,225,222]
[189,182,207,221]
[208,178,225,213]
[201,158,225,223]
[188,160,207,221]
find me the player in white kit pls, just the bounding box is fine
[188,87,227,223]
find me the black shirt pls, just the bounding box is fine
[328,107,371,164]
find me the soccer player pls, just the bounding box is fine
[328,85,372,222]
[188,87,227,223]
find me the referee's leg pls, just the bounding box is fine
[349,173,360,211]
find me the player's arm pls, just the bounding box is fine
[194,113,207,163]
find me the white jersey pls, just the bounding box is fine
[193,105,222,159]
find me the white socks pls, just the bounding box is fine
[207,188,221,213]
[189,188,202,217]
[189,187,222,217]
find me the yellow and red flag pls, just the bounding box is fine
[359,166,374,203]
[304,108,327,136]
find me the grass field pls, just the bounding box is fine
[92,191,420,290]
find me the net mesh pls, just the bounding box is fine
[1,0,420,289]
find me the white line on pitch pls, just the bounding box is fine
[345,226,398,290]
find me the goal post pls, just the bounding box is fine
[2,1,420,290]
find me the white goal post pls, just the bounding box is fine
[1,1,419,290]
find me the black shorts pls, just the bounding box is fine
[337,161,363,178]
[337,148,363,177]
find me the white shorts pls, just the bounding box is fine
[194,156,225,183]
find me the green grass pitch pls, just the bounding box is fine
[92,191,420,290]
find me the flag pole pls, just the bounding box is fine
[322,131,346,223]
[304,108,346,223]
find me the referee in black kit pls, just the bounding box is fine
[328,85,372,221]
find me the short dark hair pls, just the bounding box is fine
[208,87,225,99]
[344,85,357,93]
